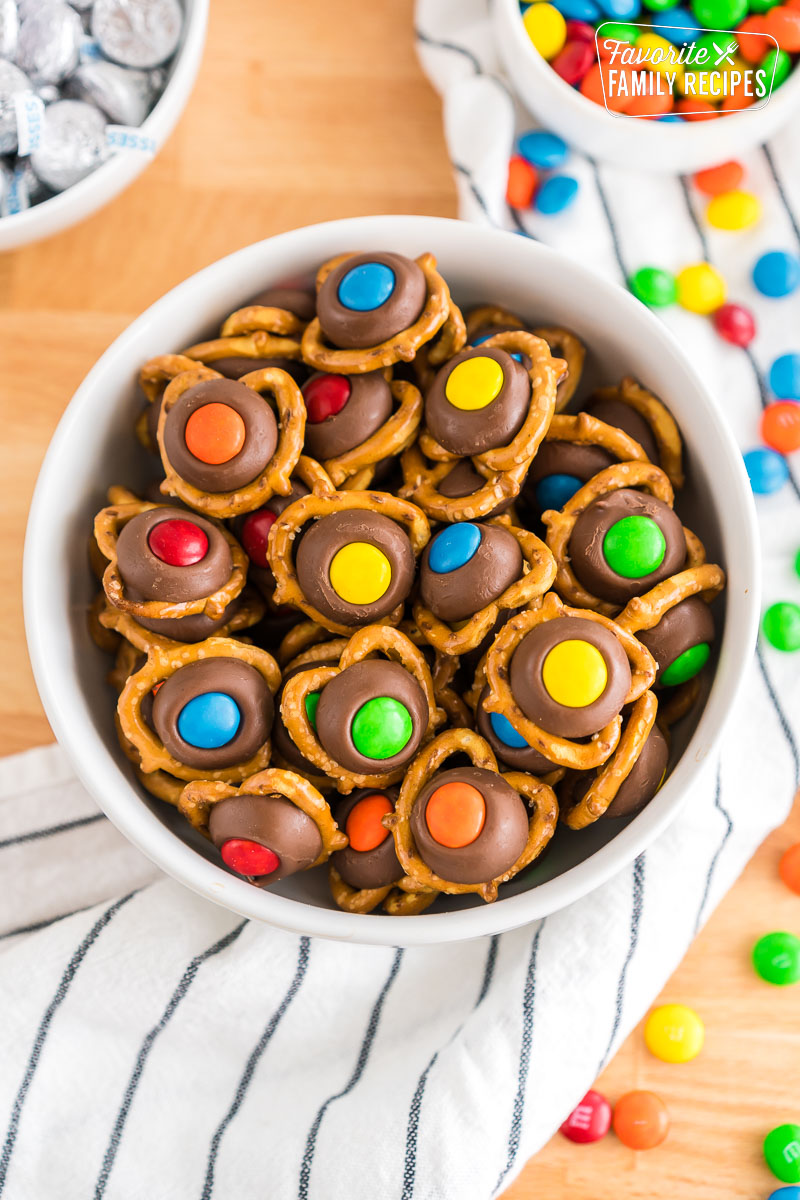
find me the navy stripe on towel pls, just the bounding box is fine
[694,763,733,933]
[0,813,105,851]
[599,853,646,1071]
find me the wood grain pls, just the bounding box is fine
[0,2,797,1196]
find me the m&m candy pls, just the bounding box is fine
[351,696,413,759]
[768,1189,800,1200]
[706,190,762,231]
[753,251,800,298]
[613,1090,670,1149]
[644,1003,705,1062]
[744,447,789,494]
[692,0,747,26]
[523,3,568,59]
[713,303,756,346]
[147,518,209,567]
[338,262,395,311]
[220,839,280,877]
[676,263,726,314]
[752,931,800,984]
[779,844,800,895]
[765,1124,800,1183]
[535,175,579,214]
[185,403,246,465]
[518,129,569,169]
[560,1089,612,1142]
[507,155,538,209]
[629,266,678,307]
[552,39,596,81]
[693,160,744,195]
[762,602,800,652]
[769,354,800,400]
[177,692,242,749]
[762,401,800,453]
[425,780,486,847]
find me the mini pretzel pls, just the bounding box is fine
[321,379,423,488]
[280,625,445,793]
[301,252,454,374]
[135,354,206,450]
[560,690,659,829]
[268,489,430,635]
[113,710,185,806]
[412,517,557,655]
[178,770,346,864]
[94,498,249,622]
[384,727,558,902]
[157,365,306,517]
[542,460,683,617]
[328,865,437,916]
[543,412,651,466]
[592,377,684,489]
[418,331,564,475]
[399,443,530,523]
[483,592,655,770]
[615,564,726,636]
[532,327,586,411]
[116,634,281,783]
[397,617,473,728]
[658,674,702,727]
[410,301,468,392]
[183,304,304,367]
[464,304,525,340]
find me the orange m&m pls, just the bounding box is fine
[779,843,800,895]
[346,793,393,852]
[425,782,486,848]
[184,402,246,465]
[761,401,800,454]
[613,1090,669,1149]
[693,161,744,195]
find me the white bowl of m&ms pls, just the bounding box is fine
[0,0,208,252]
[495,0,800,172]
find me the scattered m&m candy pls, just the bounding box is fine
[676,263,726,314]
[752,931,800,985]
[629,266,677,307]
[693,160,744,195]
[744,447,789,494]
[560,1089,612,1142]
[779,844,800,895]
[765,1124,800,1183]
[535,175,579,214]
[706,190,762,231]
[523,2,568,59]
[518,129,569,169]
[713,303,756,346]
[769,354,800,400]
[753,251,800,298]
[644,1003,705,1062]
[762,602,800,652]
[762,401,800,454]
[768,1188,800,1200]
[507,155,538,209]
[613,1090,670,1149]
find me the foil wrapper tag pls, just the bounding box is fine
[14,90,45,156]
[106,124,157,154]
[4,166,30,216]
[79,36,104,63]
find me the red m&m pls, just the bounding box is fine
[147,518,209,566]
[240,509,277,569]
[713,303,756,347]
[220,838,280,877]
[304,374,351,424]
[560,1089,612,1143]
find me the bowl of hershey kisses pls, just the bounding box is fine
[24,216,759,945]
[0,0,208,250]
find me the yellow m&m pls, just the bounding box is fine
[706,189,762,231]
[445,356,504,411]
[676,263,727,314]
[644,1004,705,1063]
[522,3,567,61]
[329,542,391,605]
[542,639,607,708]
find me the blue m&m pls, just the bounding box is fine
[428,523,483,573]
[769,354,800,401]
[753,251,800,299]
[338,262,395,311]
[535,175,579,216]
[518,129,569,170]
[651,7,697,41]
[744,447,789,495]
[490,711,530,749]
[536,473,582,512]
[177,692,241,749]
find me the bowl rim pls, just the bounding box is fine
[0,0,210,252]
[23,214,761,946]
[495,0,800,145]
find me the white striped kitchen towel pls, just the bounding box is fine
[2,11,800,1195]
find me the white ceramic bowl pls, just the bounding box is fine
[0,0,208,252]
[24,215,759,945]
[495,0,800,173]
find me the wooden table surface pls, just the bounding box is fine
[1,2,798,1196]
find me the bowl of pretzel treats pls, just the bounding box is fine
[24,215,759,946]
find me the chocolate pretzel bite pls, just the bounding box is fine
[302,251,461,374]
[413,516,556,655]
[384,727,558,902]
[280,625,445,794]
[94,497,265,642]
[268,489,429,635]
[136,354,204,453]
[483,592,655,771]
[178,768,346,888]
[182,285,314,381]
[465,306,586,412]
[582,377,684,490]
[156,364,306,518]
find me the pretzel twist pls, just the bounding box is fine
[135,354,206,449]
[322,379,423,487]
[464,305,525,339]
[658,674,703,727]
[561,690,659,829]
[157,365,306,517]
[532,327,586,411]
[183,303,305,366]
[94,499,249,621]
[615,564,726,635]
[593,377,684,489]
[178,770,347,864]
[116,635,281,783]
[543,412,651,465]
[280,626,445,793]
[399,442,529,523]
[384,728,558,902]
[301,252,455,373]
[412,517,556,655]
[542,460,678,616]
[483,592,655,770]
[268,489,430,634]
[328,865,438,915]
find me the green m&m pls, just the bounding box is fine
[603,515,666,579]
[763,602,800,652]
[752,931,800,986]
[660,642,711,686]
[351,696,413,759]
[305,691,320,728]
[691,0,747,30]
[763,47,792,89]
[628,266,677,309]
[764,1123,800,1183]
